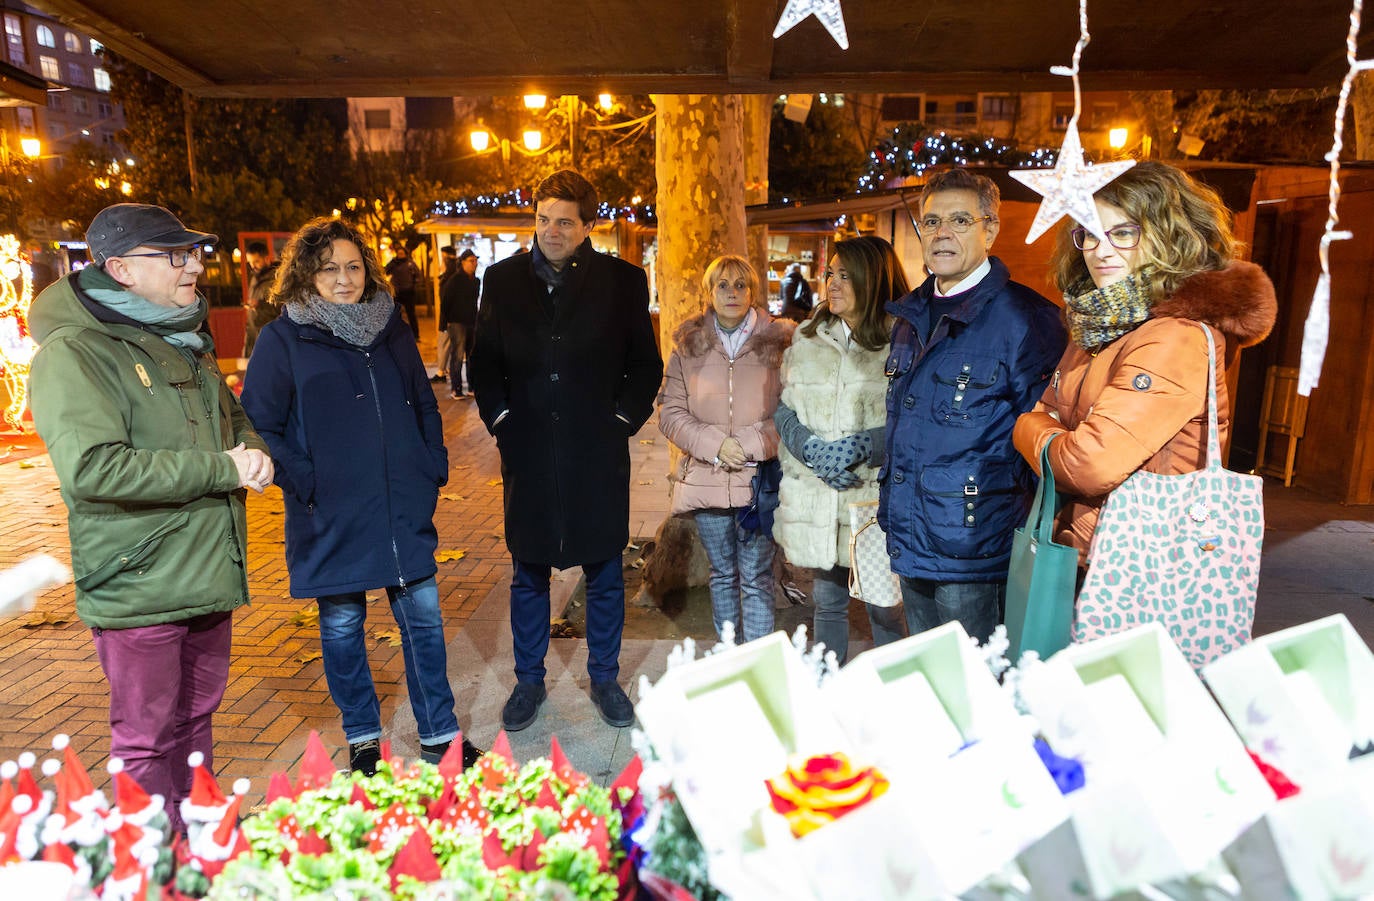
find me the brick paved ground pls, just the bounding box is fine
[4,308,1372,813]
[0,314,518,810]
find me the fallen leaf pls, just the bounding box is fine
[18,460,45,469]
[637,480,654,486]
[296,649,323,664]
[638,439,656,445]
[486,478,502,487]
[20,611,71,629]
[373,628,402,647]
[440,493,467,502]
[434,549,467,563]
[291,608,320,627]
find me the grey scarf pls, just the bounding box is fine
[286,291,395,347]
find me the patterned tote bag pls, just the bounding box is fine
[1074,324,1263,670]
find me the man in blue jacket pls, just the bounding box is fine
[878,168,1067,643]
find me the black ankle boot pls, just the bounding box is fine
[349,738,381,776]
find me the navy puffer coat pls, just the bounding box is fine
[241,301,447,597]
[878,258,1066,582]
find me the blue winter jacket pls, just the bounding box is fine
[878,257,1066,581]
[241,302,448,598]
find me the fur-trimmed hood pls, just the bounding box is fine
[672,310,794,366]
[1149,260,1277,349]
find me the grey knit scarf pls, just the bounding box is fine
[286,291,395,347]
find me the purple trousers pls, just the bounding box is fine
[92,611,233,833]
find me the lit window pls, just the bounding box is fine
[40,55,59,80]
[36,25,54,48]
[981,95,1015,122]
[90,38,103,55]
[4,15,25,65]
[16,107,34,133]
[64,32,80,53]
[94,68,110,91]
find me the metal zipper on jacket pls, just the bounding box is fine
[364,351,407,589]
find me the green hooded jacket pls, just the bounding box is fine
[27,269,267,629]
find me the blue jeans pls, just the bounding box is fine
[317,576,458,746]
[512,556,624,684]
[694,509,776,643]
[811,565,906,665]
[899,577,1002,644]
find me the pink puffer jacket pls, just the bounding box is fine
[658,311,794,514]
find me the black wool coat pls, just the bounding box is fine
[469,241,663,568]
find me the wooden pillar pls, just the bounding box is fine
[1354,70,1374,161]
[639,94,750,607]
[653,94,747,357]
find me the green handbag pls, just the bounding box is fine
[1004,436,1079,661]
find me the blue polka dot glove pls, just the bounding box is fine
[808,434,873,488]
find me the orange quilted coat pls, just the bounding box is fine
[1013,261,1277,565]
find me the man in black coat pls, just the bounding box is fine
[469,170,663,731]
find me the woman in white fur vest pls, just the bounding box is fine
[774,237,909,664]
[659,255,795,642]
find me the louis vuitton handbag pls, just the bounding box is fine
[847,501,901,607]
[1004,435,1078,661]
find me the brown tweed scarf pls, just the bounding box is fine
[1065,267,1154,353]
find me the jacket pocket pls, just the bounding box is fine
[74,510,191,592]
[931,355,1002,428]
[918,460,1023,559]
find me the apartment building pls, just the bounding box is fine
[0,2,125,166]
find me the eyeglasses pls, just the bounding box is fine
[117,247,203,267]
[917,214,993,235]
[1071,224,1142,251]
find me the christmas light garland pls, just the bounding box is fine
[1298,0,1372,396]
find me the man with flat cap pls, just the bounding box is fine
[27,203,273,834]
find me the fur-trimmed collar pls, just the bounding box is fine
[672,311,794,366]
[1149,260,1277,349]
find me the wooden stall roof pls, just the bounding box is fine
[28,0,1371,98]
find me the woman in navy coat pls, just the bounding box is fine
[242,218,479,775]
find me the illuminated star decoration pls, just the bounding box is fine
[1298,0,1373,396]
[773,0,849,50]
[1009,122,1135,245]
[1008,0,1134,245]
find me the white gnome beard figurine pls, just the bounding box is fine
[0,555,70,617]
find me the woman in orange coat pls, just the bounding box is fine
[1013,162,1276,565]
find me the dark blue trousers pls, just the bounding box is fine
[511,556,624,684]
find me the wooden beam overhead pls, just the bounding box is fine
[26,0,1367,99]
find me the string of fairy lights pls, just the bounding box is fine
[427,191,657,224]
[857,129,1060,191]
